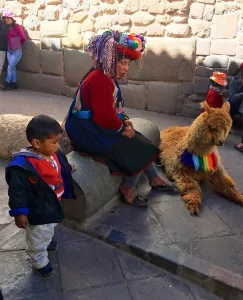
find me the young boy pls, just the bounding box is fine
[5,115,75,279]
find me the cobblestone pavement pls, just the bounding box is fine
[0,89,241,299]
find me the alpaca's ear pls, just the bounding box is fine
[222,101,230,113]
[200,101,212,113]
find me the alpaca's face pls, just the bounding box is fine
[203,112,232,146]
[189,102,232,149]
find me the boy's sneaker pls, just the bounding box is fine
[36,263,55,280]
[47,240,58,253]
[10,82,18,89]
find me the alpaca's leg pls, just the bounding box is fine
[209,168,243,205]
[174,173,202,215]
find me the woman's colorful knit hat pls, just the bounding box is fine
[1,8,15,20]
[180,150,218,172]
[210,72,227,87]
[87,29,146,78]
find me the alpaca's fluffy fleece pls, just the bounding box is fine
[0,114,72,160]
[159,101,243,215]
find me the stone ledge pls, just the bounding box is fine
[64,218,243,300]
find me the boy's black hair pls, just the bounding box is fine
[26,115,63,143]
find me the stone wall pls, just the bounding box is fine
[2,0,243,117]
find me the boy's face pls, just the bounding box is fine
[32,133,63,157]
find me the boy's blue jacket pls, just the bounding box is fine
[5,148,76,225]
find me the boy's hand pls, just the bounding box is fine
[14,215,29,229]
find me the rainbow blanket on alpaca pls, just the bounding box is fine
[180,150,218,172]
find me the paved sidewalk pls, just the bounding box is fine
[0,89,242,299]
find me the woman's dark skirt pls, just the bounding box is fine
[79,132,160,176]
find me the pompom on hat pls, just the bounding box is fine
[88,30,146,78]
[1,8,15,20]
[210,71,228,86]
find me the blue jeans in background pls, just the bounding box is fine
[6,49,22,83]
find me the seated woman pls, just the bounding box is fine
[229,63,243,116]
[205,72,227,108]
[64,30,175,207]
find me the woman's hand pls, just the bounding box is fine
[124,120,133,128]
[14,215,29,229]
[123,126,135,138]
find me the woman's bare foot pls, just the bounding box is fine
[120,185,135,204]
[150,176,167,188]
[234,143,243,153]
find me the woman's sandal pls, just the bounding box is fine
[151,182,178,192]
[234,144,243,153]
[120,194,148,207]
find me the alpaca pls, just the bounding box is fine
[159,101,243,215]
[0,114,72,159]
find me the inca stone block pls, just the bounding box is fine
[165,1,189,15]
[197,0,215,3]
[239,34,243,45]
[128,38,195,82]
[147,24,165,36]
[18,40,40,73]
[50,38,62,51]
[157,14,171,25]
[204,55,229,68]
[120,84,147,110]
[133,12,155,25]
[180,82,194,95]
[189,19,211,38]
[188,94,206,103]
[148,0,165,14]
[180,101,201,118]
[215,3,227,15]
[64,50,93,87]
[17,71,63,95]
[123,0,140,14]
[194,76,210,94]
[40,50,63,76]
[117,15,131,25]
[196,39,210,56]
[236,46,243,59]
[190,3,205,19]
[166,24,190,37]
[41,20,68,37]
[41,38,50,49]
[147,82,179,114]
[70,11,88,23]
[203,5,215,21]
[211,14,239,39]
[211,40,237,56]
[45,5,59,20]
[62,23,83,48]
[195,66,211,77]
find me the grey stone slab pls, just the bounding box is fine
[0,229,26,250]
[63,283,132,300]
[150,201,231,243]
[64,49,93,87]
[128,277,195,300]
[57,235,124,290]
[204,196,243,234]
[0,251,61,300]
[194,76,210,94]
[188,282,223,300]
[85,203,172,245]
[148,190,181,203]
[120,84,147,110]
[147,82,180,114]
[115,249,164,280]
[195,66,211,78]
[54,224,89,244]
[18,40,40,73]
[40,49,63,76]
[180,82,194,95]
[190,236,243,277]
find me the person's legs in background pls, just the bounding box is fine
[0,50,6,79]
[229,93,243,116]
[4,49,22,90]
